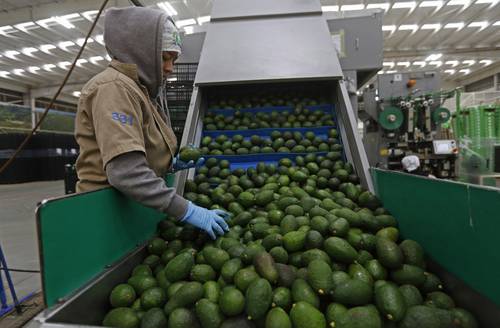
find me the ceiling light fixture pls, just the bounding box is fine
[445,60,459,67]
[462,60,476,66]
[53,14,78,29]
[15,22,36,32]
[76,38,94,46]
[444,22,465,29]
[76,59,88,66]
[105,54,111,61]
[493,21,500,26]
[341,4,365,11]
[419,0,444,7]
[321,5,339,11]
[446,0,470,6]
[383,61,395,67]
[28,66,40,73]
[157,2,178,16]
[57,61,71,69]
[40,44,57,53]
[425,53,442,61]
[81,10,98,21]
[397,61,411,67]
[0,71,10,78]
[444,69,456,74]
[184,26,194,35]
[13,69,25,75]
[468,21,488,30]
[0,25,14,36]
[413,61,427,67]
[429,60,443,67]
[392,2,417,9]
[479,59,492,66]
[475,0,498,4]
[197,16,210,25]
[176,19,196,28]
[366,3,390,11]
[22,47,39,56]
[59,41,76,51]
[382,25,397,32]
[399,24,419,32]
[386,70,398,74]
[459,68,470,74]
[89,56,104,64]
[73,91,81,97]
[95,34,104,45]
[4,50,20,60]
[421,24,441,30]
[43,64,56,71]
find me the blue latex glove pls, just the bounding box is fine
[172,156,205,172]
[180,202,230,239]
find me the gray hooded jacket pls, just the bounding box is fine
[103,7,188,220]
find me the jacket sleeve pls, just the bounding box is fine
[106,151,188,220]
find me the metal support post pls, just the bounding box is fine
[0,244,21,316]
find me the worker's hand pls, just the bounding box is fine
[180,202,230,240]
[172,156,205,172]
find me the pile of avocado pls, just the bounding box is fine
[207,95,325,111]
[200,129,341,156]
[204,107,334,131]
[102,154,477,328]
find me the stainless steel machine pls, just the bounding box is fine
[360,71,457,178]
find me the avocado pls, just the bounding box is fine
[374,282,406,321]
[221,258,243,283]
[141,308,167,328]
[399,240,425,269]
[324,237,358,264]
[335,305,382,328]
[110,284,136,308]
[376,238,403,270]
[195,299,223,328]
[307,259,333,295]
[219,286,245,316]
[128,276,158,296]
[190,264,216,283]
[265,307,292,328]
[271,286,292,310]
[164,281,203,315]
[179,146,202,163]
[203,281,221,303]
[398,306,440,328]
[333,278,373,306]
[245,278,272,320]
[140,287,166,310]
[291,278,320,308]
[390,264,425,286]
[326,303,347,327]
[282,231,306,252]
[103,307,140,328]
[203,246,230,271]
[168,308,200,328]
[234,267,260,293]
[290,301,326,328]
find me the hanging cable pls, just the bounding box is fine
[0,0,110,176]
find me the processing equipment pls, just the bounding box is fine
[360,71,457,178]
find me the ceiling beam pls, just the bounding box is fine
[383,46,500,59]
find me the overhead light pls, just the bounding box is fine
[377,71,385,75]
[73,91,81,97]
[58,61,72,69]
[37,17,56,28]
[0,71,10,78]
[392,2,417,9]
[494,21,500,26]
[459,69,470,74]
[15,22,36,32]
[13,69,25,75]
[429,61,443,67]
[82,10,98,21]
[321,5,339,11]
[53,15,77,29]
[386,70,398,74]
[157,2,177,16]
[444,22,465,29]
[4,50,20,60]
[184,26,194,35]
[445,60,459,67]
[462,60,476,66]
[413,61,427,67]
[22,47,39,56]
[444,69,456,74]
[341,4,365,11]
[382,25,397,32]
[197,16,210,25]
[421,24,441,31]
[76,38,94,46]
[399,24,419,32]
[0,25,14,36]
[475,0,498,4]
[479,59,492,66]
[419,1,444,8]
[105,54,111,61]
[383,61,395,67]
[425,53,442,61]
[167,77,177,82]
[89,56,104,64]
[43,64,56,71]
[95,34,104,45]
[366,3,390,11]
[176,19,196,28]
[76,59,88,66]
[59,41,76,51]
[397,61,410,67]
[28,66,40,73]
[446,0,471,6]
[40,44,57,53]
[467,21,488,30]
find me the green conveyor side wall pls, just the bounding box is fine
[37,175,175,307]
[372,168,500,307]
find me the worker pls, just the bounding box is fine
[401,155,436,178]
[74,7,229,240]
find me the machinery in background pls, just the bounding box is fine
[360,71,457,178]
[452,104,500,187]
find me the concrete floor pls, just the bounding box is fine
[0,180,64,306]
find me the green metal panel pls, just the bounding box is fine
[37,175,175,307]
[372,169,500,307]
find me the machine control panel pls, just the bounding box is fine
[433,140,457,155]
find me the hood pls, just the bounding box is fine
[104,6,167,99]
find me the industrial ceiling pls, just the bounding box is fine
[0,0,499,103]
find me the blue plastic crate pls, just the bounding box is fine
[202,125,336,141]
[208,104,335,117]
[204,152,329,170]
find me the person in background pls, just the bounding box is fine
[74,6,229,239]
[401,155,436,178]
